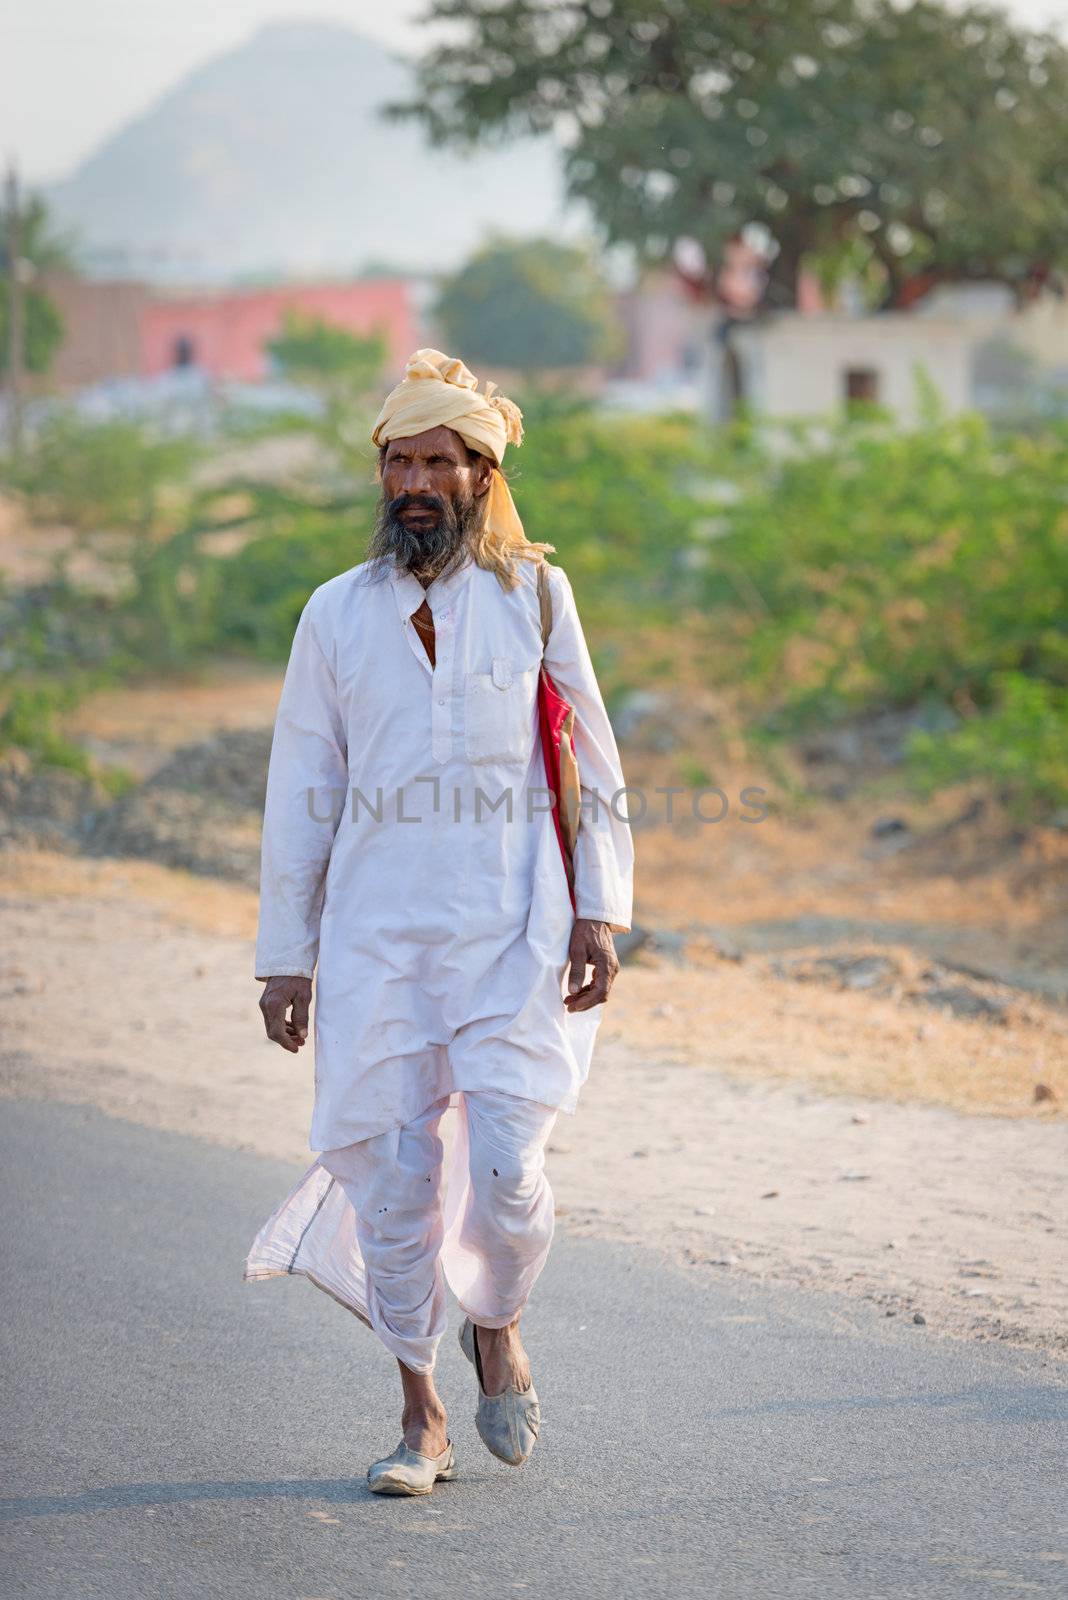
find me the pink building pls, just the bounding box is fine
[139,279,421,382]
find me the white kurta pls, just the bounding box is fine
[254,554,633,1151]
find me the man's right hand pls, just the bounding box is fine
[258,975,313,1053]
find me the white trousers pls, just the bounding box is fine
[245,1089,558,1373]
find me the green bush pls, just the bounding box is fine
[695,409,1068,809]
[2,410,199,533]
[5,391,1066,813]
[211,511,375,657]
[0,681,94,777]
[504,394,703,629]
[908,673,1068,815]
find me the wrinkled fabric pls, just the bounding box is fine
[244,1089,558,1373]
[254,554,633,1151]
[372,346,527,549]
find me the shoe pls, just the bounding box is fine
[458,1316,540,1466]
[366,1439,458,1496]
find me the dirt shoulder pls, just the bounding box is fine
[3,852,1064,1359]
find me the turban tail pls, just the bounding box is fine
[372,349,527,549]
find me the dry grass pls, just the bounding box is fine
[62,663,283,751]
[631,803,1068,933]
[605,950,1065,1121]
[3,848,1062,1121]
[0,850,259,941]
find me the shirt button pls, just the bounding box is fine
[437,697,445,706]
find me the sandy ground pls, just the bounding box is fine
[3,852,1065,1359]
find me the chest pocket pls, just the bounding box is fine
[465,656,537,765]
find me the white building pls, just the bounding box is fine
[718,287,1068,428]
[723,312,977,426]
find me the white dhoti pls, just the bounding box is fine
[244,1089,558,1373]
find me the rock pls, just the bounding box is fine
[840,1171,871,1182]
[144,728,273,809]
[913,1312,926,1326]
[609,689,672,743]
[608,686,691,752]
[761,1190,780,1200]
[840,957,895,991]
[693,924,745,962]
[1033,1082,1058,1104]
[851,1111,871,1125]
[784,953,899,993]
[708,1254,740,1267]
[693,1205,717,1217]
[81,728,274,886]
[648,931,689,963]
[919,985,1006,1023]
[0,746,33,791]
[630,1147,650,1159]
[801,728,865,767]
[614,926,652,964]
[614,927,689,965]
[944,795,986,831]
[800,704,958,776]
[871,816,909,839]
[0,752,108,851]
[86,787,262,886]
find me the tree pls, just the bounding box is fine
[266,311,387,396]
[435,237,620,369]
[0,190,74,375]
[0,285,63,377]
[398,0,1068,311]
[265,311,389,456]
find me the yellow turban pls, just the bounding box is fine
[372,348,527,549]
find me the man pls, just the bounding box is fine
[245,349,633,1496]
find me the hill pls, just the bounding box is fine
[45,20,568,282]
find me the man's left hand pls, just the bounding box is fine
[564,918,620,1013]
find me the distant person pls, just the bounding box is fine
[245,349,633,1495]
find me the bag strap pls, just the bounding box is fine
[535,560,553,651]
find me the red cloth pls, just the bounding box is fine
[537,664,577,912]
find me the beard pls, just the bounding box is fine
[366,487,484,583]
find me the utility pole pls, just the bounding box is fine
[3,159,26,455]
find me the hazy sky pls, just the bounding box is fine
[3,0,1067,182]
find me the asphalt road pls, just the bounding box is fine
[1,1099,1066,1600]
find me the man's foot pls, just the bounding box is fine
[458,1318,540,1466]
[401,1398,449,1458]
[474,1318,532,1397]
[367,1439,458,1496]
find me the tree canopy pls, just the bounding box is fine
[434,236,620,369]
[399,0,1068,309]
